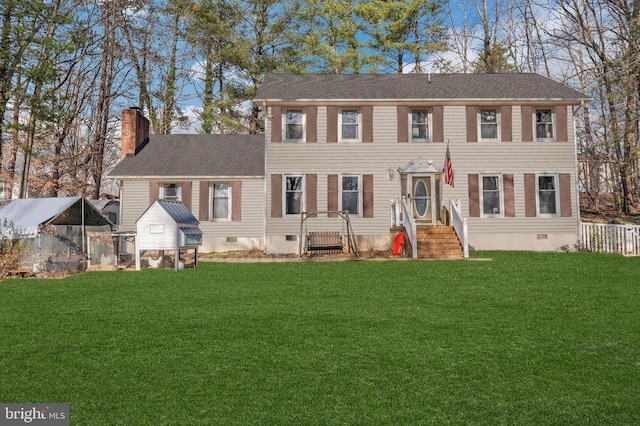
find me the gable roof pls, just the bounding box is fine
[108,134,264,178]
[254,73,588,102]
[138,199,199,225]
[0,197,112,238]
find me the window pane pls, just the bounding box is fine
[162,184,179,200]
[212,183,229,219]
[482,176,498,191]
[538,176,555,190]
[286,111,303,139]
[538,176,557,214]
[343,192,358,214]
[536,110,553,139]
[213,183,229,196]
[482,176,500,215]
[481,124,497,139]
[287,124,303,140]
[342,110,357,124]
[286,192,302,214]
[342,124,357,139]
[483,191,500,214]
[539,191,556,214]
[411,111,429,140]
[286,176,303,215]
[342,176,358,191]
[342,176,359,215]
[286,176,302,191]
[213,198,229,218]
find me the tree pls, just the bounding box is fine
[357,0,447,73]
[292,0,367,74]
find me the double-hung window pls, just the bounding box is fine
[480,109,499,140]
[211,183,230,220]
[161,183,181,201]
[480,175,502,216]
[340,109,359,141]
[411,109,430,142]
[285,175,303,215]
[535,109,554,140]
[537,174,558,216]
[341,175,360,215]
[285,109,304,141]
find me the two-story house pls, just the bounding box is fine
[110,73,588,256]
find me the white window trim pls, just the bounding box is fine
[534,108,555,142]
[210,182,231,222]
[478,108,500,142]
[479,173,503,217]
[536,173,559,217]
[338,108,361,142]
[409,108,432,143]
[283,174,305,217]
[160,183,181,201]
[283,108,305,142]
[339,174,362,217]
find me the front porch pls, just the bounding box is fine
[390,159,469,259]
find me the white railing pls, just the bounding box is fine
[449,198,469,258]
[580,222,640,256]
[401,197,417,259]
[390,197,416,258]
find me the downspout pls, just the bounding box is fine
[82,197,86,271]
[118,179,123,232]
[573,101,584,249]
[262,101,268,255]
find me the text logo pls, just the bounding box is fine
[0,404,68,426]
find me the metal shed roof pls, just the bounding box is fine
[0,197,112,238]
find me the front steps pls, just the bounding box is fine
[416,226,464,259]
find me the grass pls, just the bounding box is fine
[0,252,639,425]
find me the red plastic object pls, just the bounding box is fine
[392,233,405,256]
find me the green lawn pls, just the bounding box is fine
[1,252,639,425]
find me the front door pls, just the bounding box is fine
[413,176,433,224]
[409,173,441,225]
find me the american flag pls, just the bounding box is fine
[444,141,454,187]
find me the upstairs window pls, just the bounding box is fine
[285,109,304,141]
[285,175,303,215]
[340,109,360,141]
[160,183,181,201]
[211,183,230,220]
[411,109,430,142]
[535,109,554,140]
[537,174,558,215]
[480,109,499,140]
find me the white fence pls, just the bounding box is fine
[580,222,640,256]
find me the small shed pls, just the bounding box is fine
[135,199,202,271]
[0,197,116,273]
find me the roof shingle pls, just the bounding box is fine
[108,134,264,178]
[254,73,588,102]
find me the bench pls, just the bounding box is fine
[306,231,343,254]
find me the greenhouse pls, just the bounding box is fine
[0,197,116,273]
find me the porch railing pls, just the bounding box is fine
[580,222,640,256]
[449,198,469,258]
[390,197,417,258]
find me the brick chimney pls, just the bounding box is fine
[121,107,150,159]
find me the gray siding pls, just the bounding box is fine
[120,177,265,243]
